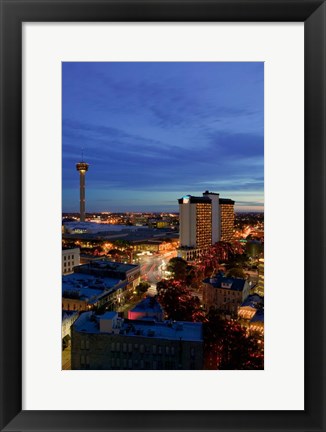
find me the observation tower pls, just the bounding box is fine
[76,160,89,222]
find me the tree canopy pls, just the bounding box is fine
[203,308,264,370]
[167,257,188,281]
[135,282,150,296]
[226,267,246,279]
[158,280,204,322]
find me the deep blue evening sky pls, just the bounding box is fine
[62,62,264,213]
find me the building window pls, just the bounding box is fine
[152,345,157,354]
[140,344,144,353]
[171,347,175,356]
[80,355,85,366]
[165,346,170,355]
[123,343,127,352]
[111,342,115,352]
[85,340,90,350]
[128,343,132,352]
[81,339,85,350]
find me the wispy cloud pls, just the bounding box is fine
[62,62,264,212]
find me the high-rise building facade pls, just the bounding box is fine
[203,191,220,244]
[219,198,235,242]
[178,192,235,260]
[178,195,212,260]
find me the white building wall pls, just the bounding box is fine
[62,247,80,275]
[190,205,197,247]
[179,202,197,248]
[62,311,79,339]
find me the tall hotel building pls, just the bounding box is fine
[178,191,234,261]
[219,198,235,242]
[178,195,212,260]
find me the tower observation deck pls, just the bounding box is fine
[76,161,89,222]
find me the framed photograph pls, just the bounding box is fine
[0,0,325,431]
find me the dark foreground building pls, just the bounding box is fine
[71,309,203,370]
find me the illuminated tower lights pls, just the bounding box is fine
[76,161,89,222]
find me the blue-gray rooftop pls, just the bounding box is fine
[203,275,246,292]
[130,297,163,314]
[73,312,203,342]
[62,272,123,302]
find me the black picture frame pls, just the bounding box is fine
[0,0,325,431]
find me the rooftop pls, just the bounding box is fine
[73,312,203,342]
[178,195,211,205]
[203,190,219,196]
[62,310,79,319]
[219,198,235,205]
[63,221,148,234]
[100,311,118,320]
[63,224,178,242]
[250,309,264,323]
[77,259,139,274]
[62,272,123,303]
[130,297,164,314]
[241,294,264,309]
[204,275,246,292]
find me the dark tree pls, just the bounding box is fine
[167,257,188,281]
[135,282,150,296]
[158,280,204,322]
[203,308,264,370]
[226,267,246,279]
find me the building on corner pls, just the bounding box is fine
[71,298,203,370]
[203,274,250,314]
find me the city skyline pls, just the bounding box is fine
[62,62,264,213]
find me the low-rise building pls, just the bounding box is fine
[203,274,250,314]
[62,310,79,348]
[71,309,203,370]
[238,294,264,336]
[62,247,80,274]
[62,259,140,312]
[254,258,264,297]
[74,259,140,288]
